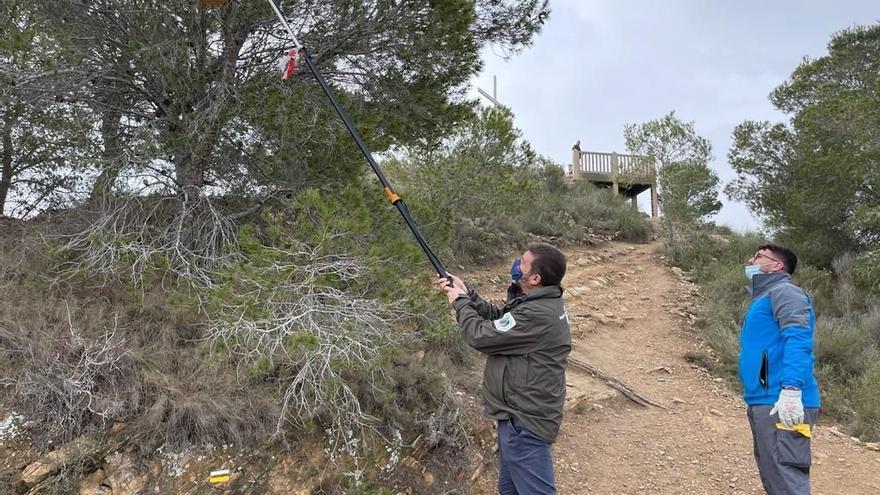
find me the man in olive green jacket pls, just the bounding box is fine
[439,243,570,495]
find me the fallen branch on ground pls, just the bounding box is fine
[568,357,667,409]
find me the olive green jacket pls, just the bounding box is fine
[453,284,571,443]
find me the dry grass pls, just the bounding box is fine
[0,199,467,464]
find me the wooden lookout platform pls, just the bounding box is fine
[570,145,658,217]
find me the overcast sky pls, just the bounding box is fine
[470,0,878,231]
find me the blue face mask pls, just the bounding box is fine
[745,264,763,280]
[511,257,523,283]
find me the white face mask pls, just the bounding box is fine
[745,264,763,280]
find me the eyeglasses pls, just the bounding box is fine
[751,252,781,264]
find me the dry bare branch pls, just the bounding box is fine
[52,193,237,289]
[203,242,404,449]
[0,304,137,443]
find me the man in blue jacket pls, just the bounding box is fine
[739,244,820,494]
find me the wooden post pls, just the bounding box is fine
[631,194,638,210]
[611,152,619,195]
[571,148,581,180]
[650,185,658,218]
[649,158,658,218]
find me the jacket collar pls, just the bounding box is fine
[524,285,564,300]
[748,271,791,298]
[506,284,563,303]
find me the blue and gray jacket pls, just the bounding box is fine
[738,272,820,408]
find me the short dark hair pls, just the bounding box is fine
[527,242,567,286]
[758,243,798,275]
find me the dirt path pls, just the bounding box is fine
[468,241,880,495]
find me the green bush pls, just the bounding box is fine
[852,249,880,295]
[665,231,722,276]
[694,263,751,382]
[450,216,527,265]
[813,315,880,424]
[860,305,880,348]
[610,207,654,242]
[541,162,568,194]
[815,317,879,384]
[519,181,653,244]
[667,229,763,281]
[797,265,843,317]
[852,361,880,441]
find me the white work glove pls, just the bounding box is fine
[770,388,804,427]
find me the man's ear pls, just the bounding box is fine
[532,272,542,286]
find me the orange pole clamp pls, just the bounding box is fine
[383,186,400,204]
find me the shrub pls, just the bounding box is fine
[815,317,878,385]
[518,181,652,244]
[0,293,141,447]
[450,216,527,265]
[693,262,752,382]
[797,265,843,317]
[852,249,880,296]
[852,361,880,441]
[0,185,465,462]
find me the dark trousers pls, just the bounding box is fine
[497,419,557,495]
[747,405,819,495]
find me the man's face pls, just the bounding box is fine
[518,250,540,290]
[748,249,784,274]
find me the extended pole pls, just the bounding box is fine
[266,0,449,280]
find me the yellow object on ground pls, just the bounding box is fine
[209,469,231,484]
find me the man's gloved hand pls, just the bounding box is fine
[770,388,804,427]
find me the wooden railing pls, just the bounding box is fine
[568,146,658,216]
[571,150,654,182]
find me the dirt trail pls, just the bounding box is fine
[468,241,880,495]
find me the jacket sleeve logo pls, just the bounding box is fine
[493,313,517,332]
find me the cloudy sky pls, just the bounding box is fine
[470,0,878,231]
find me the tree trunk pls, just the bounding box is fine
[90,108,123,199]
[174,151,206,194]
[665,214,675,250]
[0,113,13,216]
[168,102,209,195]
[657,179,676,251]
